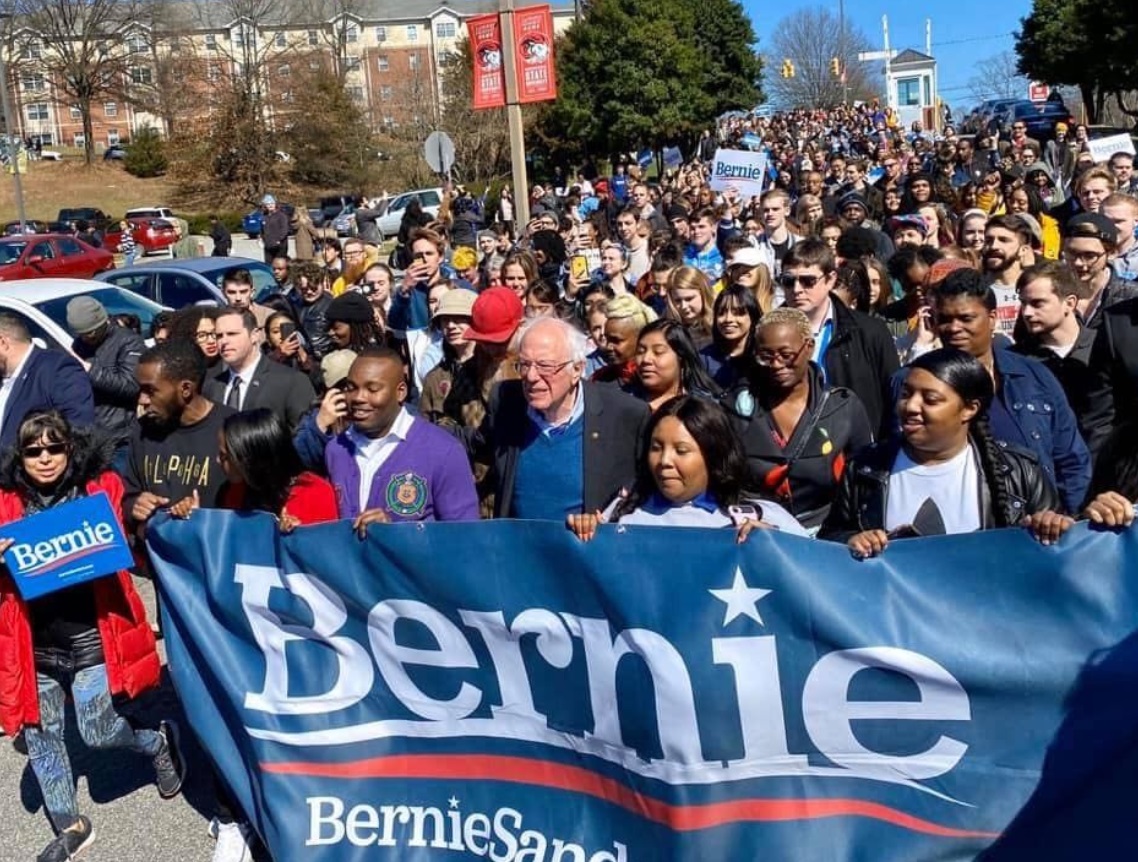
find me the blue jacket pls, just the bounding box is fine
[891,348,1091,513]
[0,347,95,449]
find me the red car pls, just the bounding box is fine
[104,218,179,255]
[0,234,115,281]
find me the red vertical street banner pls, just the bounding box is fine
[514,4,557,103]
[468,13,506,109]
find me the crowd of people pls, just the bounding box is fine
[1,101,1138,861]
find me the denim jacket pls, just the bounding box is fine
[989,349,1090,512]
[891,349,1091,513]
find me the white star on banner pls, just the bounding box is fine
[709,567,772,626]
[448,796,460,809]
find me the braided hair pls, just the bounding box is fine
[907,348,1013,527]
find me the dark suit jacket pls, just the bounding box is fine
[0,347,95,448]
[479,380,649,518]
[203,354,315,432]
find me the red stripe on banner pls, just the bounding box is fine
[261,754,999,839]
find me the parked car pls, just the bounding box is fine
[242,203,297,239]
[54,207,113,233]
[315,194,358,236]
[2,220,53,235]
[104,145,127,161]
[0,234,115,281]
[38,150,63,162]
[0,279,168,348]
[103,218,179,256]
[97,256,279,308]
[376,188,444,238]
[965,98,1021,135]
[996,100,1072,142]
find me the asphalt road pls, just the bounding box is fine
[0,576,248,862]
[0,233,330,862]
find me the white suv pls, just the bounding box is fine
[377,188,444,238]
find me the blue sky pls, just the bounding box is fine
[742,0,1033,111]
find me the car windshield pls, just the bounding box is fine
[388,194,411,212]
[35,288,162,333]
[0,242,27,264]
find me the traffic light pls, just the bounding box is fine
[780,58,795,78]
[830,57,841,77]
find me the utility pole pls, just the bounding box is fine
[499,0,530,229]
[838,0,847,106]
[0,18,26,234]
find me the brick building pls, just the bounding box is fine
[3,0,575,152]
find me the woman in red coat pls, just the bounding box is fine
[0,410,185,861]
[170,406,335,861]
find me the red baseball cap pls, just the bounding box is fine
[464,286,524,344]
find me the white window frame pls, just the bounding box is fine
[435,22,456,38]
[377,54,389,72]
[375,26,387,42]
[104,101,118,117]
[406,24,418,42]
[25,102,49,121]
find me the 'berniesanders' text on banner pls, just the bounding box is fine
[147,514,1138,862]
[709,148,769,198]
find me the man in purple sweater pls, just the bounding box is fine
[325,348,479,529]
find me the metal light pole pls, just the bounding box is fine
[0,18,26,233]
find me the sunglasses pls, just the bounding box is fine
[777,273,823,289]
[23,443,67,458]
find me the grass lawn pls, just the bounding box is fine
[0,160,176,223]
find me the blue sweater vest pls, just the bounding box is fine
[510,416,585,520]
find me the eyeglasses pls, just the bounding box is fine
[195,331,218,341]
[777,272,823,289]
[755,342,809,368]
[1062,249,1106,265]
[513,359,574,377]
[23,443,67,458]
[344,249,365,258]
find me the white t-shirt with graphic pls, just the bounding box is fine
[885,445,981,535]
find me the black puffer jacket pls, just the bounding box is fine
[818,436,1060,543]
[71,324,145,446]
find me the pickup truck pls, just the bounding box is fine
[53,207,113,233]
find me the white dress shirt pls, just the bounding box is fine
[222,356,261,410]
[0,344,35,430]
[348,407,415,511]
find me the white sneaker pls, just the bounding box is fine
[211,820,253,862]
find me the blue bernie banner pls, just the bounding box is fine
[147,513,1138,861]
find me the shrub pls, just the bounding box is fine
[183,212,244,236]
[123,126,168,178]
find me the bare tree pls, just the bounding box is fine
[119,1,204,137]
[967,51,1029,104]
[766,6,879,109]
[305,0,367,84]
[5,0,142,165]
[172,0,301,204]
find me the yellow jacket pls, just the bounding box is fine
[331,245,381,296]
